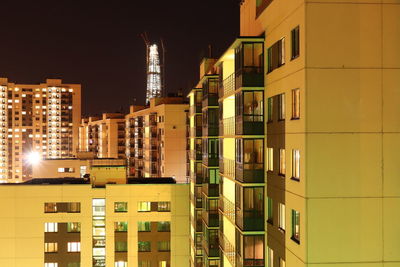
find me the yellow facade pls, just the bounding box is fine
[0,183,189,267]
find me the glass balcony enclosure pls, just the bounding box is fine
[235,185,264,231]
[235,231,265,267]
[203,138,219,167]
[235,90,264,135]
[235,139,264,183]
[202,76,219,107]
[235,42,264,89]
[202,108,219,137]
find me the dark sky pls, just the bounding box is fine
[0,1,240,115]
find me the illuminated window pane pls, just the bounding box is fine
[291,149,300,180]
[279,149,286,176]
[291,209,300,243]
[157,221,170,232]
[278,203,286,231]
[157,241,170,252]
[267,147,273,172]
[114,202,128,212]
[44,203,57,213]
[291,88,300,119]
[138,221,151,232]
[67,242,80,252]
[45,222,58,232]
[44,242,58,253]
[67,222,81,233]
[114,222,128,232]
[138,241,151,252]
[157,202,170,212]
[137,201,151,212]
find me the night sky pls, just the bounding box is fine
[0,1,240,115]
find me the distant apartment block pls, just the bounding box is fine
[0,78,81,183]
[0,178,189,267]
[79,113,126,159]
[125,97,188,183]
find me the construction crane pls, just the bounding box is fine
[140,33,165,105]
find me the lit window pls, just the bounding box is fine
[291,26,300,60]
[67,242,80,252]
[291,89,300,119]
[114,222,128,232]
[267,147,273,172]
[157,202,171,212]
[44,242,58,253]
[44,203,57,213]
[138,241,151,252]
[278,93,285,120]
[67,202,81,213]
[267,246,274,267]
[114,202,128,212]
[137,201,151,212]
[138,261,151,267]
[279,149,286,176]
[157,241,170,252]
[291,209,300,243]
[291,149,300,180]
[67,222,81,233]
[268,37,285,73]
[138,221,151,232]
[278,203,286,231]
[280,258,286,267]
[45,222,58,232]
[44,263,58,267]
[115,262,127,267]
[159,261,169,267]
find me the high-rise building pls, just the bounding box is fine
[0,177,189,267]
[189,0,400,266]
[125,97,188,183]
[0,78,81,183]
[79,113,126,159]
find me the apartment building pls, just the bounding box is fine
[0,78,81,183]
[125,97,188,183]
[0,178,189,267]
[79,113,126,159]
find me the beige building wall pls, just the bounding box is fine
[240,0,400,266]
[0,183,189,267]
[125,97,188,183]
[0,78,81,183]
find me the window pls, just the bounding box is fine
[114,202,128,212]
[242,91,263,122]
[115,241,128,252]
[157,241,171,252]
[44,202,57,213]
[67,222,81,233]
[267,97,273,122]
[138,261,151,267]
[157,221,170,232]
[279,149,286,176]
[157,201,171,212]
[278,203,286,231]
[278,93,285,120]
[57,167,74,173]
[291,89,300,119]
[242,235,264,264]
[291,209,300,243]
[138,221,151,232]
[67,242,81,252]
[280,258,286,267]
[44,242,58,253]
[267,147,273,172]
[291,26,300,59]
[159,261,170,267]
[291,149,300,180]
[45,263,58,267]
[45,222,58,232]
[67,263,80,267]
[267,197,273,224]
[268,38,285,73]
[115,262,127,267]
[67,202,80,213]
[137,201,151,212]
[114,222,128,232]
[267,246,274,267]
[138,241,151,252]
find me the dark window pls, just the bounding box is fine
[291,26,300,60]
[267,38,285,73]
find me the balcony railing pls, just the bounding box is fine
[236,115,264,135]
[235,163,264,183]
[219,231,235,266]
[190,172,203,185]
[220,73,235,98]
[219,195,235,223]
[235,66,264,89]
[222,117,235,136]
[202,183,219,198]
[202,237,220,258]
[235,208,264,231]
[202,154,219,167]
[202,209,219,228]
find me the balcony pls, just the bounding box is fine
[202,209,219,228]
[190,126,202,137]
[218,196,235,223]
[190,192,203,209]
[202,123,218,137]
[202,236,220,258]
[219,231,235,266]
[235,208,264,231]
[202,154,218,167]
[190,149,202,161]
[235,162,264,183]
[190,104,202,115]
[190,172,203,185]
[219,73,235,98]
[236,254,265,267]
[190,214,203,233]
[202,183,219,198]
[220,158,235,178]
